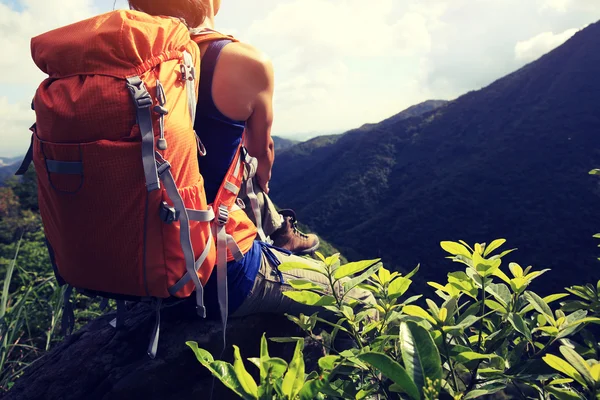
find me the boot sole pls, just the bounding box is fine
[293,239,321,256]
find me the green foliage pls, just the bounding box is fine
[191,240,600,399]
[0,172,104,393]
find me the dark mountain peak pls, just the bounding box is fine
[271,19,600,294]
[360,99,448,130]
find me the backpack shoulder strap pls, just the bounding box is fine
[191,29,239,45]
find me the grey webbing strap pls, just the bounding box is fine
[182,51,197,125]
[15,134,34,176]
[226,233,244,262]
[116,300,126,329]
[243,156,268,242]
[126,76,160,192]
[216,218,229,349]
[99,298,109,311]
[147,298,163,359]
[168,226,214,296]
[159,163,206,317]
[61,285,75,336]
[46,160,83,175]
[233,154,242,177]
[224,181,239,195]
[186,208,215,222]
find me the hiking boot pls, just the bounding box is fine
[270,209,320,255]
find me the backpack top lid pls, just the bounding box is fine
[31,10,193,79]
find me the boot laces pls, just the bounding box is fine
[290,217,309,239]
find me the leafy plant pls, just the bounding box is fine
[190,239,600,399]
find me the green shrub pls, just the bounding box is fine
[188,240,600,399]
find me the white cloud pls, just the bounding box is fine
[539,0,600,13]
[540,0,571,12]
[0,97,35,156]
[0,0,97,156]
[514,28,580,63]
[2,0,600,152]
[242,0,439,135]
[246,0,432,59]
[0,0,96,85]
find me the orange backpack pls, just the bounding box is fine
[17,10,258,356]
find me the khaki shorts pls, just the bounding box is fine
[232,248,377,320]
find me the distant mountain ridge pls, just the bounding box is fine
[0,157,21,183]
[272,136,300,152]
[359,99,448,130]
[270,21,600,294]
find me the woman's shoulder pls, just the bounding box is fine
[220,40,273,76]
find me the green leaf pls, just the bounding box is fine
[1,237,22,319]
[548,378,574,386]
[438,308,448,323]
[442,297,458,321]
[388,277,412,300]
[403,305,437,324]
[399,321,443,397]
[357,352,420,400]
[492,268,511,285]
[299,373,327,400]
[269,337,305,343]
[318,355,340,371]
[186,341,215,365]
[425,299,440,318]
[485,283,511,307]
[485,299,506,313]
[278,261,326,275]
[545,386,583,400]
[334,259,381,280]
[441,241,472,258]
[232,346,258,399]
[483,239,506,257]
[343,262,382,294]
[263,358,288,380]
[282,339,305,399]
[589,169,600,175]
[405,264,421,280]
[508,313,532,343]
[259,333,269,383]
[185,344,251,400]
[509,262,523,278]
[559,346,594,387]
[564,317,600,330]
[543,354,587,386]
[446,315,479,331]
[448,271,478,298]
[287,279,325,292]
[524,291,556,325]
[473,251,502,277]
[455,351,502,364]
[520,293,569,314]
[283,290,332,306]
[463,382,507,399]
[213,361,255,399]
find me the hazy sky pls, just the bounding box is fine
[1,0,599,156]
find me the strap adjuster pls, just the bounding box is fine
[159,202,179,224]
[157,161,171,177]
[217,205,229,226]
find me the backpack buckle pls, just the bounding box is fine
[180,64,195,82]
[160,202,179,224]
[217,205,229,226]
[126,77,153,109]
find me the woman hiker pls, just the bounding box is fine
[128,0,376,320]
